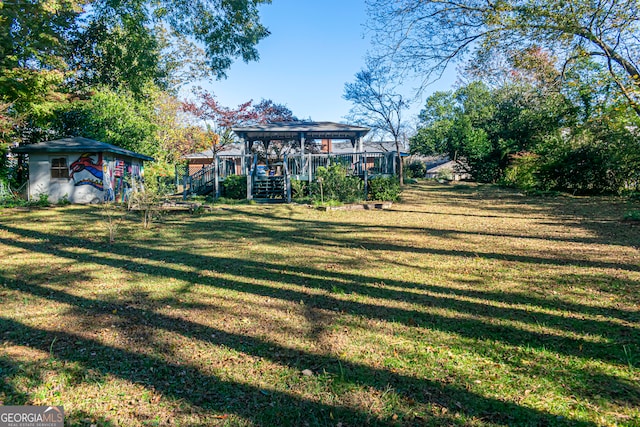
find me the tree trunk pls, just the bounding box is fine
[395,138,404,186]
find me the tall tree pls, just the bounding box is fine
[182,91,297,160]
[344,59,410,184]
[69,14,164,95]
[182,90,258,157]
[0,0,81,114]
[411,81,574,182]
[366,0,640,115]
[1,0,271,102]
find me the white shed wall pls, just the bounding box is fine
[28,153,104,204]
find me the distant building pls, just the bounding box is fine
[425,160,471,181]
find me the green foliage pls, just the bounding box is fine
[0,0,272,159]
[368,176,402,201]
[311,164,363,204]
[223,175,247,200]
[501,153,540,191]
[412,81,577,184]
[623,210,640,221]
[0,184,25,208]
[79,87,157,156]
[537,142,624,195]
[0,193,57,209]
[0,146,9,186]
[57,194,71,206]
[368,0,640,116]
[405,161,426,178]
[34,193,50,207]
[290,179,308,200]
[436,169,454,182]
[71,16,165,95]
[312,199,343,208]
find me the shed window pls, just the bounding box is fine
[51,157,69,179]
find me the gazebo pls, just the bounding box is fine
[233,121,370,154]
[185,121,399,201]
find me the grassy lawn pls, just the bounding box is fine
[0,182,638,426]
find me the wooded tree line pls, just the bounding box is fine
[0,0,275,186]
[365,0,640,194]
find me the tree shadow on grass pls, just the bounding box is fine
[0,355,31,405]
[0,283,603,427]
[1,228,638,371]
[0,224,639,421]
[405,183,640,249]
[1,196,639,424]
[208,207,640,273]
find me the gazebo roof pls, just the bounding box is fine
[232,121,370,141]
[12,137,154,162]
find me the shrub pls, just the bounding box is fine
[501,153,540,191]
[623,210,640,222]
[368,176,402,201]
[223,175,247,199]
[33,193,50,207]
[436,169,454,182]
[537,143,624,195]
[290,179,308,199]
[57,194,71,206]
[0,194,27,208]
[127,185,165,229]
[405,161,426,178]
[311,164,363,203]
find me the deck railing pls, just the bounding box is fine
[185,151,398,198]
[189,163,215,195]
[286,151,396,179]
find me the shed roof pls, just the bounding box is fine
[12,137,155,162]
[233,121,370,141]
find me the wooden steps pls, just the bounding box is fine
[253,176,285,201]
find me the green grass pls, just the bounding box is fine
[0,182,638,426]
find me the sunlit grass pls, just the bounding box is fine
[0,182,639,426]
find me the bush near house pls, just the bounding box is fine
[290,179,308,200]
[311,164,363,204]
[223,175,247,199]
[405,161,427,179]
[368,176,402,201]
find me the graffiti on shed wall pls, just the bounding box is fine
[67,153,144,202]
[70,153,104,190]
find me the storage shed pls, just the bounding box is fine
[12,137,154,204]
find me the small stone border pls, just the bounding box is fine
[316,202,393,211]
[156,201,215,212]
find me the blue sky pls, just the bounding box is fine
[191,0,456,124]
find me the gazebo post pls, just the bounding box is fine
[214,152,219,198]
[300,132,308,181]
[242,138,248,174]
